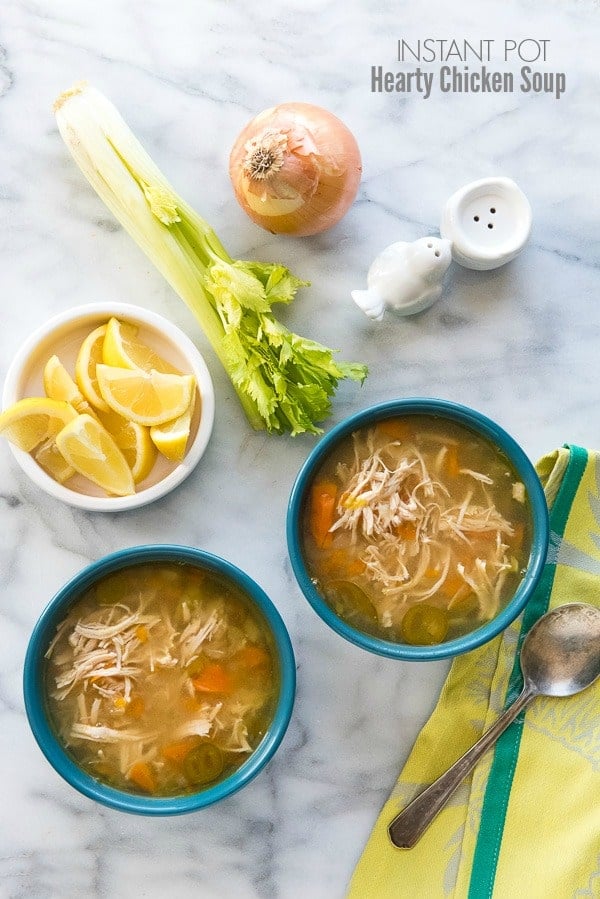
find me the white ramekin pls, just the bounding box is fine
[2,302,215,511]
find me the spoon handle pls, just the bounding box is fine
[388,685,535,849]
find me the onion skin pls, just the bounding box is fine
[229,102,362,237]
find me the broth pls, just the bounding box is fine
[44,562,279,796]
[302,415,532,644]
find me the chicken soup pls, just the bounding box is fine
[44,562,279,796]
[302,416,532,645]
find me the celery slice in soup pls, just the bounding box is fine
[327,580,377,623]
[402,605,449,645]
[183,743,225,785]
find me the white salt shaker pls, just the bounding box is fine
[440,176,532,271]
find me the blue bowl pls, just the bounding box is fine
[23,545,296,815]
[287,398,549,661]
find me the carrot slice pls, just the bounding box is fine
[444,445,460,478]
[347,557,367,576]
[128,760,155,793]
[320,548,365,577]
[192,662,233,694]
[310,482,338,549]
[375,419,412,441]
[162,737,201,765]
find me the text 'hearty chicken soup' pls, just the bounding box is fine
[44,563,279,796]
[302,416,532,645]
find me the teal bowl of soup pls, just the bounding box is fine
[23,545,296,814]
[287,398,549,660]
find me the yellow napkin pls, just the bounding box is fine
[348,446,600,899]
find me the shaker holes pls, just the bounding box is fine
[474,209,496,224]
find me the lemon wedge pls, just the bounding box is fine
[43,354,98,416]
[102,317,179,374]
[75,325,111,411]
[0,397,78,452]
[33,438,76,484]
[96,365,195,427]
[55,414,135,496]
[150,393,196,462]
[98,409,157,483]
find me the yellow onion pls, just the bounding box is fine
[229,102,362,237]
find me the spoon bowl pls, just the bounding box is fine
[388,602,600,848]
[521,603,600,697]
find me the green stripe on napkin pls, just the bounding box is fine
[468,445,588,898]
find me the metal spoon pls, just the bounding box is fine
[388,602,600,849]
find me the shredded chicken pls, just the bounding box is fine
[224,720,253,754]
[459,468,494,484]
[319,427,524,628]
[171,702,222,741]
[71,723,157,743]
[177,609,220,666]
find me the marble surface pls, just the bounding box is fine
[1,0,599,896]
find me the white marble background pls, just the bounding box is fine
[0,0,599,896]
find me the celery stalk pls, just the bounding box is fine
[54,83,367,435]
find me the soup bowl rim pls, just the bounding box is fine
[23,544,296,815]
[286,397,549,661]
